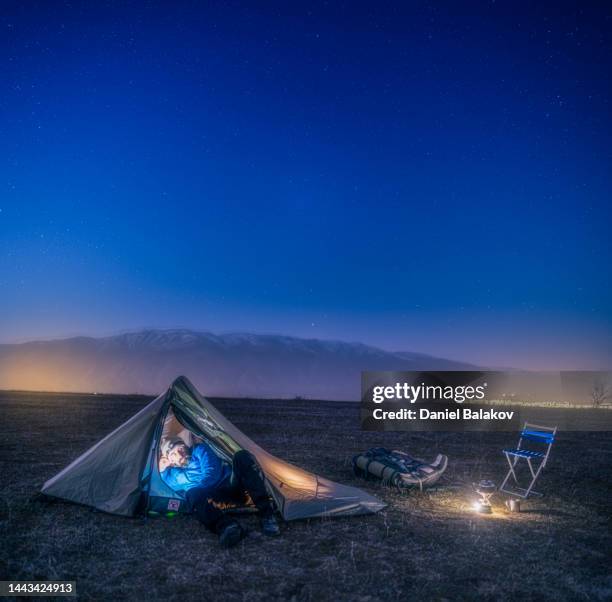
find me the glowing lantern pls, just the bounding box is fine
[473,479,496,514]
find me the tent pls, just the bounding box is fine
[41,376,386,520]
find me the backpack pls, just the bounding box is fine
[352,447,448,490]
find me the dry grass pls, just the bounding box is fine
[0,391,611,601]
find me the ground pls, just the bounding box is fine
[0,391,610,601]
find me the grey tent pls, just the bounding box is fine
[41,376,386,520]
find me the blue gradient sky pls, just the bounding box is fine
[1,1,611,368]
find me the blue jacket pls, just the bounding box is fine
[161,442,231,493]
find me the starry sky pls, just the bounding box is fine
[1,1,611,369]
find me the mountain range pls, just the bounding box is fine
[0,329,477,400]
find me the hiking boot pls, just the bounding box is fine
[260,514,280,537]
[219,522,245,548]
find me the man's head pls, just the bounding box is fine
[161,438,191,467]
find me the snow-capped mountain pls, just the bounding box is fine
[0,329,477,400]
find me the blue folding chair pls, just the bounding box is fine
[499,422,557,498]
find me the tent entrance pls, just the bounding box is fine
[143,405,198,515]
[144,403,257,516]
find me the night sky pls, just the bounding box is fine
[1,1,611,369]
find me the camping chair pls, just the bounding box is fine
[499,422,557,499]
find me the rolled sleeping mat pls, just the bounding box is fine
[354,455,403,487]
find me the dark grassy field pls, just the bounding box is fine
[1,390,611,601]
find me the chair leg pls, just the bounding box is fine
[523,461,545,498]
[501,458,545,498]
[499,453,519,494]
[500,430,554,499]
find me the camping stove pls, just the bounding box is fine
[473,480,496,514]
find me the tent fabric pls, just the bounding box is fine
[41,376,386,520]
[41,391,167,515]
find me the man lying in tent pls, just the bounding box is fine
[159,437,280,547]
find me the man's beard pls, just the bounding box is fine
[179,454,191,467]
